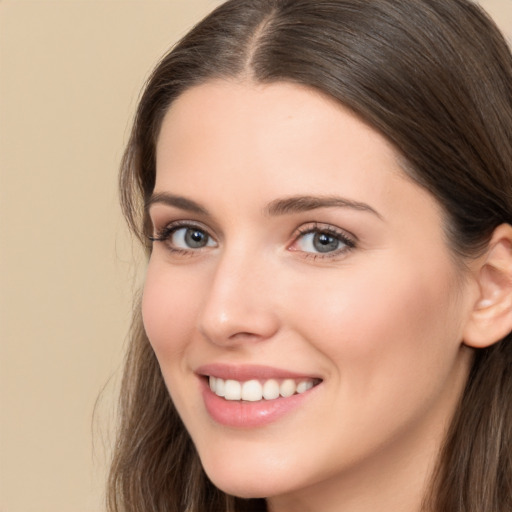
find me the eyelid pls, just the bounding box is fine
[150,219,206,236]
[148,218,356,260]
[149,219,218,251]
[289,222,357,258]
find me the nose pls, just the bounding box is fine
[197,248,280,347]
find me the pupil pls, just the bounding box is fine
[313,233,338,253]
[186,229,207,248]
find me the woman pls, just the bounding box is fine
[109,1,512,511]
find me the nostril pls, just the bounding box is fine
[228,331,267,341]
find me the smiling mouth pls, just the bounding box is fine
[208,376,321,402]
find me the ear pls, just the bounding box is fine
[463,224,512,348]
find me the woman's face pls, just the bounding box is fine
[143,81,476,508]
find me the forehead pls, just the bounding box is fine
[157,79,392,149]
[155,80,403,194]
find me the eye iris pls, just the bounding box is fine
[185,229,208,248]
[313,232,339,253]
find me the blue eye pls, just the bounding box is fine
[293,226,356,256]
[297,232,343,253]
[150,224,217,252]
[171,227,215,249]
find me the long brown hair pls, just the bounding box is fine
[109,1,512,511]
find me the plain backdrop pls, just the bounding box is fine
[0,1,511,511]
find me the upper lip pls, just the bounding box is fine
[195,363,321,381]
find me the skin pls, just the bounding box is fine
[142,80,479,512]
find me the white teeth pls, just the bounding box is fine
[224,379,241,400]
[297,380,314,394]
[262,379,280,400]
[241,380,263,401]
[280,379,296,398]
[215,377,225,397]
[208,376,317,401]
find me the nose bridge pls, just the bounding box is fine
[198,242,279,345]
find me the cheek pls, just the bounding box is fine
[141,258,202,362]
[290,255,462,382]
[284,257,467,457]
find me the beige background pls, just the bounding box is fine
[0,1,511,512]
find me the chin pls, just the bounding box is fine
[200,457,293,499]
[206,472,271,499]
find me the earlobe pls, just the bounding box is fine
[463,224,512,348]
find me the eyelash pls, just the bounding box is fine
[149,221,357,259]
[291,223,356,259]
[149,220,215,256]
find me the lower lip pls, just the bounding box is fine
[201,379,318,428]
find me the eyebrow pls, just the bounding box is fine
[145,192,209,215]
[264,195,383,219]
[146,192,382,220]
